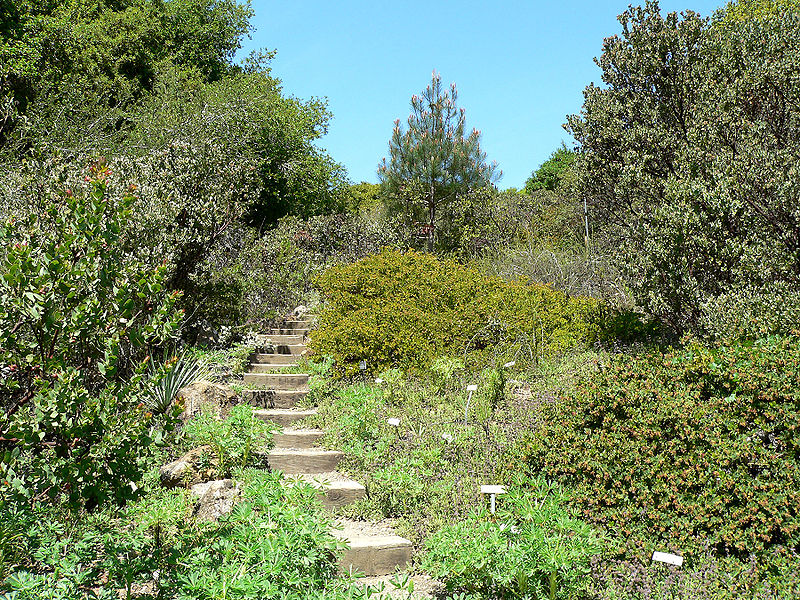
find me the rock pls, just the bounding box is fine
[192,479,241,522]
[292,305,308,318]
[159,445,216,488]
[179,380,239,420]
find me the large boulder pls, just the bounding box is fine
[159,445,216,488]
[191,479,241,521]
[179,380,239,420]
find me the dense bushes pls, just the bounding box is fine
[0,165,182,509]
[311,250,604,375]
[524,334,800,575]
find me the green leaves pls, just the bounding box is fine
[0,165,182,509]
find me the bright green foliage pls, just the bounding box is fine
[182,405,278,477]
[378,71,499,249]
[311,250,603,375]
[0,164,182,509]
[721,0,800,21]
[0,469,371,599]
[568,1,800,336]
[524,335,800,573]
[346,181,384,213]
[423,482,603,600]
[524,143,577,195]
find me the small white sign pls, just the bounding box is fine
[652,551,683,567]
[441,432,453,443]
[466,384,478,392]
[503,361,516,368]
[480,485,507,495]
[359,360,367,371]
[374,378,383,384]
[387,417,401,427]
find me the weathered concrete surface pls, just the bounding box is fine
[267,448,343,474]
[254,408,317,427]
[332,519,412,576]
[272,428,324,449]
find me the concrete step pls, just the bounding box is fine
[267,448,343,474]
[248,363,299,373]
[255,344,307,357]
[270,328,310,336]
[332,519,412,576]
[251,353,300,365]
[243,372,309,389]
[273,428,324,449]
[244,388,307,409]
[262,334,305,345]
[254,408,317,427]
[288,472,366,509]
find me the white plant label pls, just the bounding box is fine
[503,361,516,368]
[374,378,383,384]
[359,360,367,371]
[480,485,507,495]
[441,432,453,443]
[387,417,401,427]
[652,551,684,567]
[466,384,478,392]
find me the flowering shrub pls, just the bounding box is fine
[0,162,182,509]
[523,334,800,574]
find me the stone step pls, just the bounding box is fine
[248,363,299,374]
[267,448,343,474]
[273,428,324,449]
[244,388,307,409]
[262,334,306,345]
[255,408,317,427]
[281,320,314,330]
[288,472,366,509]
[333,519,412,577]
[251,353,300,365]
[243,372,309,389]
[269,328,310,336]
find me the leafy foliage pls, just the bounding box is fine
[182,405,278,477]
[422,482,603,600]
[523,143,576,195]
[523,335,800,575]
[568,1,800,336]
[312,250,605,376]
[378,71,500,249]
[0,164,182,509]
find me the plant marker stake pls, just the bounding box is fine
[387,417,400,427]
[652,551,683,567]
[464,384,478,426]
[480,485,506,514]
[503,361,516,369]
[375,378,383,384]
[359,360,367,371]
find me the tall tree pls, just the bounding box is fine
[378,71,499,250]
[567,0,800,337]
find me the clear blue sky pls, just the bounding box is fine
[239,0,725,189]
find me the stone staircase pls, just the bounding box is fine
[244,316,413,577]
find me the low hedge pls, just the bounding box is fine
[523,334,800,574]
[310,250,604,375]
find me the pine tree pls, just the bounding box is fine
[378,71,499,250]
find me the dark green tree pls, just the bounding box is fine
[378,71,500,250]
[524,143,576,194]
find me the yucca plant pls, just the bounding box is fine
[145,351,212,417]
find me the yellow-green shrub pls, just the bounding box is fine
[311,250,603,375]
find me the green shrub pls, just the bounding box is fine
[182,405,277,477]
[0,163,182,509]
[523,335,800,575]
[311,250,605,375]
[422,481,603,600]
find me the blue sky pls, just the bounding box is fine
[240,1,725,189]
